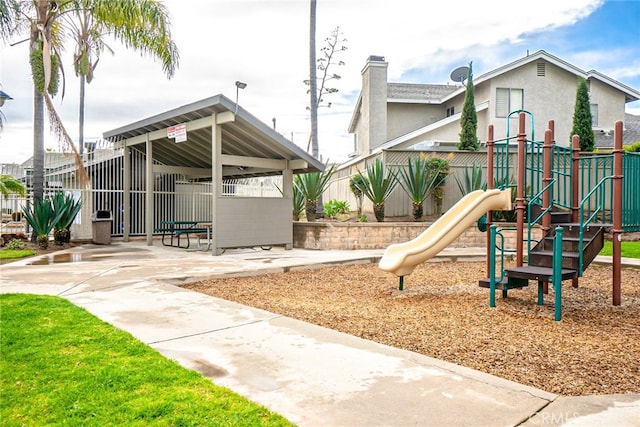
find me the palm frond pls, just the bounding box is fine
[43,92,90,188]
[0,174,27,199]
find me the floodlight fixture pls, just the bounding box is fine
[234,81,247,115]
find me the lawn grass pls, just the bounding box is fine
[0,294,293,426]
[0,248,35,260]
[599,241,640,258]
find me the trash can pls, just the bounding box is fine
[91,210,112,244]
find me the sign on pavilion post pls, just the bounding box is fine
[167,123,187,143]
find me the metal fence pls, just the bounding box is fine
[1,142,283,239]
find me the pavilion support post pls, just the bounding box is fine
[145,134,153,246]
[211,114,223,255]
[282,163,294,250]
[123,145,131,242]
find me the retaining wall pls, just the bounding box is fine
[293,221,540,251]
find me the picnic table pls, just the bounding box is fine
[154,221,212,250]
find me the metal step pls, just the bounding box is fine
[478,276,529,290]
[505,265,578,282]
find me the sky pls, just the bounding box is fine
[1,0,639,165]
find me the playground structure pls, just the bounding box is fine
[379,188,512,289]
[379,111,640,321]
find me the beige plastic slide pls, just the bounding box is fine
[379,188,512,277]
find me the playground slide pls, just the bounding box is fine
[379,189,512,277]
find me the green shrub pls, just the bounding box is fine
[323,199,350,219]
[349,174,368,216]
[623,141,640,152]
[6,239,26,250]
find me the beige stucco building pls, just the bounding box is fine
[348,50,640,156]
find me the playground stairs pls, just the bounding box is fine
[478,207,606,291]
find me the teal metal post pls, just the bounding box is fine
[489,225,497,308]
[537,281,544,306]
[399,276,404,291]
[553,226,563,321]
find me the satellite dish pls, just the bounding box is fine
[450,66,470,84]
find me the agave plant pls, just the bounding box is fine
[454,163,487,196]
[292,176,305,221]
[294,164,336,221]
[355,159,398,222]
[51,192,83,245]
[22,198,65,249]
[396,157,442,221]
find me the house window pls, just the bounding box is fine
[446,106,455,117]
[590,104,598,126]
[496,88,524,117]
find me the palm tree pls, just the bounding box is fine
[308,0,318,159]
[0,0,179,224]
[63,0,179,155]
[2,0,86,218]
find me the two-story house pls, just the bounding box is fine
[348,50,639,157]
[328,50,640,218]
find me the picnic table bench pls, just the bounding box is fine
[154,221,212,250]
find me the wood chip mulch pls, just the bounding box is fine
[183,261,640,396]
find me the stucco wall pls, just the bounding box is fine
[387,103,443,141]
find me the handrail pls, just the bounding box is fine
[577,175,613,275]
[526,179,556,257]
[488,225,516,307]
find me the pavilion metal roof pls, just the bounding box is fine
[103,94,324,178]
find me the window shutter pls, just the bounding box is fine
[510,89,524,111]
[496,88,509,117]
[590,104,598,127]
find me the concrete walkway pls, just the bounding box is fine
[1,242,638,426]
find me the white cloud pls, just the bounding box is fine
[1,0,631,165]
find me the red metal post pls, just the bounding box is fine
[612,121,623,306]
[486,125,494,276]
[516,113,526,267]
[542,128,553,237]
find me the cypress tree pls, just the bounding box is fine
[457,62,479,151]
[570,77,595,151]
